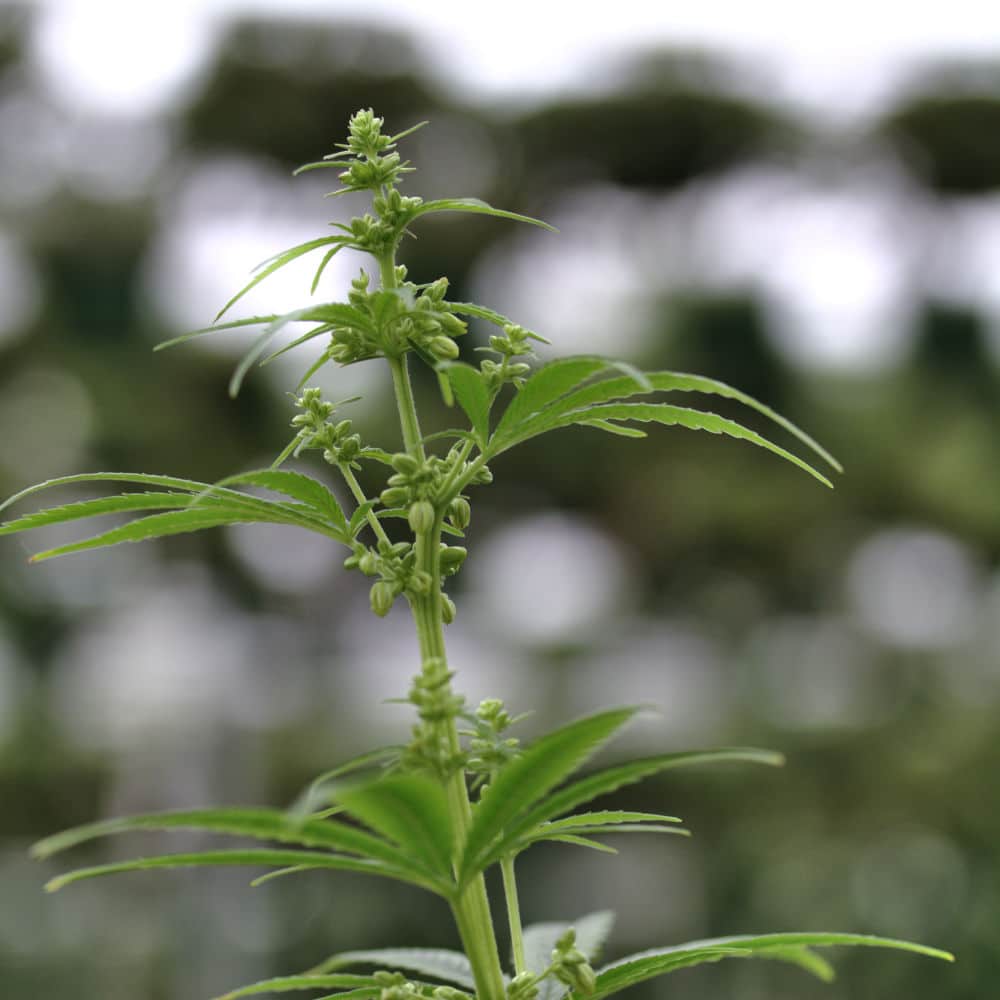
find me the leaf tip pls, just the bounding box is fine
[43,876,65,893]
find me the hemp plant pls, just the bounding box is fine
[2,110,952,999]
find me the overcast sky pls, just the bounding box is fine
[31,0,1000,117]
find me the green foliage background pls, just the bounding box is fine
[0,9,997,1000]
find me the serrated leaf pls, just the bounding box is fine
[295,746,403,814]
[215,236,347,320]
[215,976,379,1000]
[524,911,616,1000]
[43,850,411,893]
[412,198,556,232]
[575,419,648,439]
[519,369,841,474]
[492,358,613,446]
[0,492,213,535]
[539,834,619,854]
[500,402,833,488]
[479,749,782,870]
[314,948,476,989]
[518,811,685,848]
[334,774,455,882]
[460,708,639,883]
[155,314,283,352]
[590,933,954,998]
[27,507,279,562]
[442,364,491,444]
[217,469,347,533]
[30,807,412,873]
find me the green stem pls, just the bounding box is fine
[338,462,391,548]
[502,854,527,977]
[380,238,506,998]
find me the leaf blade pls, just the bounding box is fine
[412,198,556,233]
[460,707,639,883]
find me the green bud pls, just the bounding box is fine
[380,486,410,507]
[342,553,361,569]
[408,500,435,533]
[391,453,420,475]
[439,545,467,576]
[358,551,378,576]
[428,336,460,360]
[370,581,395,618]
[441,594,457,624]
[409,570,433,595]
[448,496,471,530]
[473,464,493,484]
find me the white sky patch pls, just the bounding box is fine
[31,1,1000,117]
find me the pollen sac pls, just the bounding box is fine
[439,545,467,576]
[448,496,471,531]
[408,500,435,533]
[370,580,395,618]
[441,593,457,624]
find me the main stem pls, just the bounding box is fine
[381,252,507,1000]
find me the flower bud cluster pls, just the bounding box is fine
[336,109,415,194]
[403,657,466,777]
[551,930,597,997]
[290,388,362,465]
[507,972,540,1000]
[344,537,430,618]
[374,971,423,1000]
[464,698,522,791]
[480,323,535,394]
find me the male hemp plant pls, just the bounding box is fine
[2,110,953,999]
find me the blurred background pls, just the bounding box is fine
[1,2,998,998]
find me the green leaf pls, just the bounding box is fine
[217,469,348,533]
[538,834,619,854]
[518,811,686,848]
[30,503,342,562]
[446,303,550,344]
[155,314,282,352]
[0,492,214,534]
[334,774,455,882]
[314,948,477,989]
[442,363,491,444]
[590,933,954,998]
[521,369,841,474]
[30,807,413,872]
[500,402,833,488]
[42,850,411,893]
[215,236,347,320]
[215,974,379,1000]
[574,419,648,439]
[480,749,782,870]
[412,198,556,233]
[523,911,615,1000]
[460,708,639,883]
[295,746,403,814]
[492,358,614,446]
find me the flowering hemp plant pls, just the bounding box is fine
[1,110,952,999]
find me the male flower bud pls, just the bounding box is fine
[448,496,471,530]
[552,930,596,997]
[358,551,379,576]
[507,972,539,1000]
[441,594,457,624]
[380,486,410,507]
[439,545,467,576]
[473,464,493,484]
[408,500,435,533]
[370,581,395,618]
[428,336,460,361]
[391,453,420,475]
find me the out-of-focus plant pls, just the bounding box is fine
[1,110,953,999]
